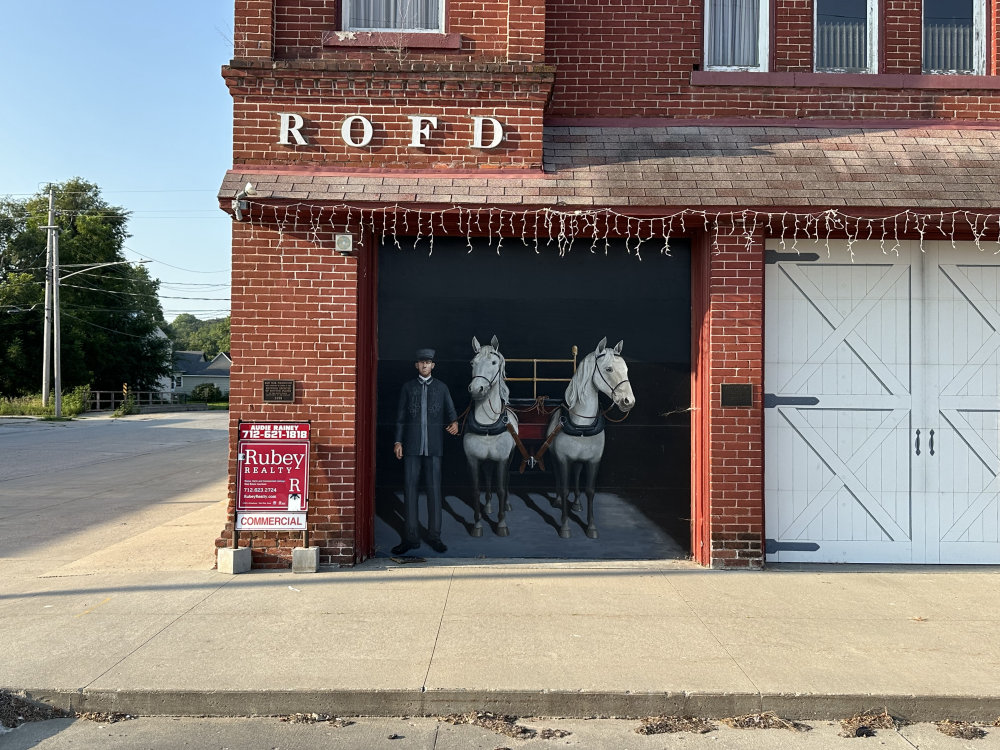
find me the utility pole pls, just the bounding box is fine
[41,189,54,406]
[49,259,149,418]
[38,181,146,417]
[52,226,62,417]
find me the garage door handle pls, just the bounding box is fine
[929,429,934,456]
[915,429,921,456]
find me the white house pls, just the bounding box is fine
[172,351,231,398]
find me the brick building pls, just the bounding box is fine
[218,0,1000,568]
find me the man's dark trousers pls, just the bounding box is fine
[402,455,442,543]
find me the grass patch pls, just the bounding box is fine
[0,385,90,418]
[113,395,137,417]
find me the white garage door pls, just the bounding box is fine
[765,240,1000,563]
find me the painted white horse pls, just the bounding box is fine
[545,337,635,539]
[464,335,519,537]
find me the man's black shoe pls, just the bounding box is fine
[427,538,447,553]
[391,541,419,555]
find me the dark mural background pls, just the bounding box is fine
[376,236,692,558]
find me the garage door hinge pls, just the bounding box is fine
[765,250,820,264]
[765,539,821,553]
[763,394,819,408]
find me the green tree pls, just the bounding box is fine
[0,179,171,395]
[167,314,230,357]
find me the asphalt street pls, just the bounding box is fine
[0,412,229,579]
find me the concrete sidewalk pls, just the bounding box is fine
[3,558,1000,722]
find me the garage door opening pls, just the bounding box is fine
[374,237,692,559]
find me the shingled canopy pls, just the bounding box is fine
[220,125,1000,211]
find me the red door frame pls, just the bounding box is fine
[355,225,711,565]
[690,231,711,565]
[354,227,378,562]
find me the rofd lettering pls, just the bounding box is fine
[278,113,505,150]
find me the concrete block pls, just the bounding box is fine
[292,547,319,573]
[218,547,252,575]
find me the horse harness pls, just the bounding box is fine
[463,350,631,473]
[463,409,536,473]
[465,411,512,436]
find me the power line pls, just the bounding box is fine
[61,305,163,314]
[13,188,221,197]
[160,282,231,288]
[163,310,231,315]
[2,209,226,219]
[123,245,229,275]
[61,312,150,339]
[61,281,229,301]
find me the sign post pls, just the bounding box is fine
[236,421,311,547]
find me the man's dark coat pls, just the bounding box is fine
[394,377,458,456]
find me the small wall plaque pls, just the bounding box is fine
[720,383,753,408]
[263,379,296,403]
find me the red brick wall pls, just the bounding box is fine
[217,222,361,567]
[706,226,765,569]
[545,0,1000,119]
[231,1,1000,174]
[883,1,922,73]
[223,0,999,568]
[509,0,547,61]
[234,0,275,60]
[225,64,553,170]
[237,1,1000,126]
[774,0,812,72]
[267,0,545,62]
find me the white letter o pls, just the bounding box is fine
[341,116,374,148]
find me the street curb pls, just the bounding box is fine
[19,689,1000,722]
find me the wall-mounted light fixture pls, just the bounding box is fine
[335,233,354,255]
[231,182,257,221]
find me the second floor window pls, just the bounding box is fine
[815,0,877,73]
[923,0,984,74]
[705,0,769,71]
[344,0,443,32]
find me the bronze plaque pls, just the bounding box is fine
[262,379,296,403]
[720,383,753,408]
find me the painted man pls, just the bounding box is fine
[392,348,459,554]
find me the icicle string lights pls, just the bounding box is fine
[239,203,1000,258]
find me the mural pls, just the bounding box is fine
[376,237,691,559]
[389,347,459,555]
[463,336,518,538]
[545,337,635,540]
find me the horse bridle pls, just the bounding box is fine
[567,351,631,423]
[469,351,505,420]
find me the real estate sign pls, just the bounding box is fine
[236,422,310,530]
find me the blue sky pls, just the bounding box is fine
[1,1,235,322]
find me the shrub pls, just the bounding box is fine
[113,395,137,417]
[62,385,92,416]
[0,386,90,418]
[190,383,223,402]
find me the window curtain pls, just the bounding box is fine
[815,19,867,71]
[705,0,760,68]
[923,22,973,72]
[349,0,439,30]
